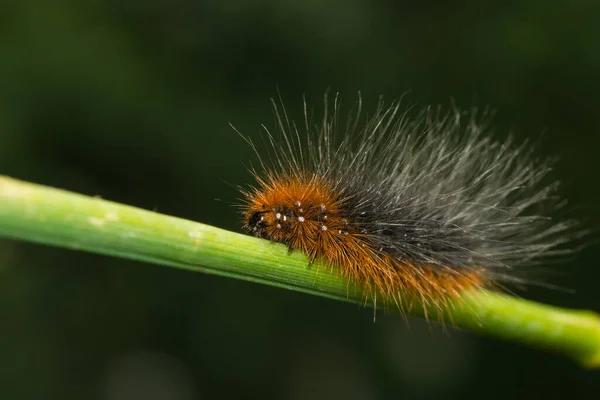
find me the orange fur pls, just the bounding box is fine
[242,173,487,315]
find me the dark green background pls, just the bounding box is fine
[1,1,599,399]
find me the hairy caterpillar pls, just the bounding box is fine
[239,94,578,316]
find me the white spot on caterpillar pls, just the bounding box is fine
[320,225,327,231]
[298,216,305,223]
[275,213,281,220]
[294,201,301,207]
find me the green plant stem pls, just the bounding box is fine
[0,175,599,368]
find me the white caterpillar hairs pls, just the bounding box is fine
[240,93,581,313]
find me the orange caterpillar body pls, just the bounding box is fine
[242,173,485,313]
[240,96,576,315]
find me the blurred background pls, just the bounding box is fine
[1,0,599,399]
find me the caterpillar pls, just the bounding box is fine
[239,94,578,316]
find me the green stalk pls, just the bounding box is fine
[0,175,598,368]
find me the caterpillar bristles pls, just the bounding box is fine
[239,93,580,321]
